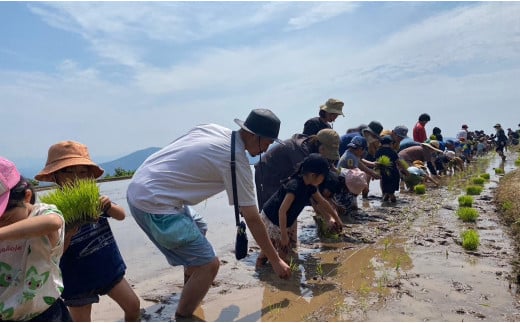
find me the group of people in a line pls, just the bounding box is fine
[1,101,517,322]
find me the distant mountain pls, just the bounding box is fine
[99,147,161,176]
[21,145,261,181]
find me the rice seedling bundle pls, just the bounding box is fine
[461,229,479,250]
[313,215,340,240]
[515,158,520,166]
[414,184,426,194]
[479,173,490,180]
[375,155,392,176]
[458,195,474,207]
[40,178,101,228]
[466,185,483,195]
[471,177,485,186]
[494,168,504,174]
[457,207,479,222]
[399,160,409,170]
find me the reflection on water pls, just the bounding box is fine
[42,153,520,321]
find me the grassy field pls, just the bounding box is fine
[495,147,520,283]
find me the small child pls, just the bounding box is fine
[337,135,379,199]
[35,141,140,322]
[257,154,342,265]
[375,135,403,202]
[0,157,72,321]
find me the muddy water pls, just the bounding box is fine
[205,153,520,322]
[92,153,520,321]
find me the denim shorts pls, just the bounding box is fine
[63,275,124,307]
[127,200,216,267]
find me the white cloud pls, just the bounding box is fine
[287,2,358,30]
[3,2,520,163]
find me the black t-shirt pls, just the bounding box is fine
[262,176,317,228]
[303,117,331,136]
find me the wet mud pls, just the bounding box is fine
[95,152,520,322]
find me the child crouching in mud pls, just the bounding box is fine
[256,154,343,266]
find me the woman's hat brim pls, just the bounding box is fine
[420,142,443,153]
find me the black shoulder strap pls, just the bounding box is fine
[231,131,240,226]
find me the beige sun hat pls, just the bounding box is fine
[421,141,443,153]
[316,129,340,161]
[320,98,344,116]
[35,141,104,182]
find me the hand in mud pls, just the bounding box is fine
[327,219,343,234]
[271,258,291,279]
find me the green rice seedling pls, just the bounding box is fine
[399,159,409,170]
[501,200,513,212]
[414,184,426,194]
[458,195,474,207]
[479,173,490,180]
[313,215,340,240]
[471,177,485,186]
[289,257,299,272]
[494,168,504,174]
[466,185,483,195]
[316,262,324,278]
[376,155,392,167]
[375,155,392,176]
[461,229,480,251]
[40,178,101,228]
[457,207,479,222]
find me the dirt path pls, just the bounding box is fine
[93,152,520,322]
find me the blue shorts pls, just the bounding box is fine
[64,274,124,307]
[127,200,216,267]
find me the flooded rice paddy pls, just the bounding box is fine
[91,152,520,321]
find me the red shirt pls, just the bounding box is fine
[413,122,427,143]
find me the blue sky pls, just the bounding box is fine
[2,2,520,171]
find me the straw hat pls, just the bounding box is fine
[421,141,443,153]
[35,141,104,182]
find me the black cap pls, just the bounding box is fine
[234,109,281,143]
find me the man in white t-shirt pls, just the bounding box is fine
[456,124,468,141]
[126,109,291,320]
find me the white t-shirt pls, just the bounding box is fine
[127,124,257,214]
[456,130,467,141]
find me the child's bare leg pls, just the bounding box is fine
[68,304,93,322]
[107,277,141,321]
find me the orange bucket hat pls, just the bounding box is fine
[35,141,104,182]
